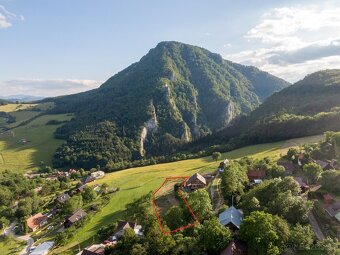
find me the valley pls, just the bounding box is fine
[0,45,339,255]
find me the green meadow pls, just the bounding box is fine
[0,104,72,173]
[51,135,322,254]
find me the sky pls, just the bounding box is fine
[0,0,339,97]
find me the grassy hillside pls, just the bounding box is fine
[0,108,72,173]
[51,134,321,255]
[0,236,26,255]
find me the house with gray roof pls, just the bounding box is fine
[325,201,340,222]
[219,206,243,231]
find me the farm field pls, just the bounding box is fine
[51,134,323,254]
[0,103,38,112]
[0,113,73,173]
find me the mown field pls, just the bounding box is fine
[51,135,323,254]
[0,103,72,173]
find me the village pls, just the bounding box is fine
[1,132,337,255]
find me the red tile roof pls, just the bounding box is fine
[27,213,47,231]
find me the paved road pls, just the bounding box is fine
[2,221,34,255]
[308,211,325,240]
[18,237,34,255]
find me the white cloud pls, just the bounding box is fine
[226,4,340,82]
[0,79,103,97]
[0,5,24,29]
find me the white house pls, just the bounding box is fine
[90,171,105,179]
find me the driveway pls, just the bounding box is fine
[308,211,325,240]
[2,221,34,255]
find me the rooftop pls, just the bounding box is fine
[219,206,243,229]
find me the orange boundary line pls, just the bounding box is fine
[152,176,199,235]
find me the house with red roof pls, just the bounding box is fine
[27,213,48,232]
[247,170,266,182]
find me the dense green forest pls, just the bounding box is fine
[193,69,340,151]
[50,41,288,169]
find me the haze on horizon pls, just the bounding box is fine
[0,0,339,97]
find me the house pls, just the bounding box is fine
[220,240,248,255]
[330,159,339,170]
[184,173,207,190]
[219,206,243,231]
[218,159,230,172]
[297,153,305,166]
[76,244,105,255]
[277,161,294,175]
[323,194,334,205]
[29,241,54,255]
[56,193,70,204]
[27,213,48,232]
[325,201,340,222]
[76,184,87,193]
[294,177,309,193]
[83,175,96,184]
[69,168,78,174]
[316,160,333,170]
[111,221,143,240]
[64,209,87,228]
[90,171,105,179]
[247,170,266,182]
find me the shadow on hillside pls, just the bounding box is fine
[68,209,126,253]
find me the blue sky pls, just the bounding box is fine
[0,0,339,96]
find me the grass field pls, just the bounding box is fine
[51,134,323,254]
[0,113,73,173]
[0,103,38,112]
[0,236,26,255]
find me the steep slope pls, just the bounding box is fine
[199,69,340,149]
[50,41,289,168]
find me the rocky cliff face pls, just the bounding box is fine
[52,41,290,163]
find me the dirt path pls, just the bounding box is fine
[211,172,223,213]
[308,211,325,240]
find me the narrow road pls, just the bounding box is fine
[210,172,224,213]
[2,221,34,255]
[18,237,34,255]
[308,211,325,240]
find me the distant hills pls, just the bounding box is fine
[0,95,44,103]
[197,69,340,150]
[49,41,289,168]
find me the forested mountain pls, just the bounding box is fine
[50,41,289,168]
[197,69,340,149]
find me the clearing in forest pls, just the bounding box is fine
[152,177,198,234]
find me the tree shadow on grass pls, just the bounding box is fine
[67,209,126,253]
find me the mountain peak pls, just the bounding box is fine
[51,42,289,168]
